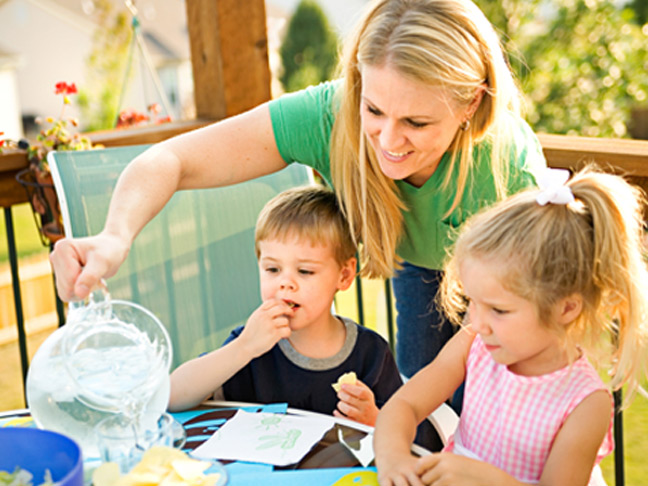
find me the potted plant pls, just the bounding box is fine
[2,83,173,245]
[9,82,101,245]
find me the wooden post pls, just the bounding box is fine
[185,0,271,120]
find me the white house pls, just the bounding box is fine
[0,0,369,139]
[0,48,23,140]
[0,0,192,137]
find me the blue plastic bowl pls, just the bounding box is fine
[0,427,83,486]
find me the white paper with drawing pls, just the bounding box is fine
[192,410,335,466]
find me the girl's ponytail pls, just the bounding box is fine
[569,168,648,400]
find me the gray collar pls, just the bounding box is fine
[277,316,357,370]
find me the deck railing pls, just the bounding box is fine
[1,125,647,486]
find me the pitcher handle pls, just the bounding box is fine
[68,278,111,313]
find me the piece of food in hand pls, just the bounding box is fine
[92,446,222,486]
[332,371,357,392]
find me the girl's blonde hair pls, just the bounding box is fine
[255,185,357,266]
[441,166,648,401]
[331,0,521,278]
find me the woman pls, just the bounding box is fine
[50,0,546,391]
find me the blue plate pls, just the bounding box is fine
[0,427,83,486]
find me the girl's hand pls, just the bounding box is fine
[239,298,293,358]
[377,451,425,486]
[415,453,517,486]
[333,380,379,426]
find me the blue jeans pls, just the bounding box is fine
[392,262,464,413]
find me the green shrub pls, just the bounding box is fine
[279,0,339,93]
[476,0,648,138]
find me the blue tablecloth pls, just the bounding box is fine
[0,405,379,486]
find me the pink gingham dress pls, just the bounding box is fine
[445,335,614,485]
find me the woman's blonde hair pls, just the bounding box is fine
[331,0,521,278]
[440,166,648,402]
[255,185,357,266]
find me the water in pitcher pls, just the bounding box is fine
[27,294,172,460]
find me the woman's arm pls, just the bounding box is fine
[51,103,287,301]
[374,329,473,486]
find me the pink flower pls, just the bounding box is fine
[147,103,161,115]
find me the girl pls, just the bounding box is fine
[374,167,648,485]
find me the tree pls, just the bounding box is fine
[279,0,339,93]
[77,0,132,132]
[475,0,648,138]
[628,0,648,25]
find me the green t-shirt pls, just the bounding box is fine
[268,80,547,270]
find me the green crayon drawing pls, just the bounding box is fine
[256,428,302,450]
[257,415,283,430]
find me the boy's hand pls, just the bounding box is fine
[239,298,293,358]
[333,380,379,426]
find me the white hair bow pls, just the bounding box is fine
[535,168,575,206]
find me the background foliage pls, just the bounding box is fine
[77,0,133,132]
[279,0,339,93]
[278,0,648,138]
[475,0,648,138]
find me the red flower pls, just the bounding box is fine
[54,82,78,95]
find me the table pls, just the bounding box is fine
[0,401,431,486]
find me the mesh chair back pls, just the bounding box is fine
[49,145,314,369]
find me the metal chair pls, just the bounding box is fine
[48,145,314,370]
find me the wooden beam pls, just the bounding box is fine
[4,129,648,206]
[185,0,271,120]
[88,119,211,147]
[538,133,648,176]
[0,151,29,208]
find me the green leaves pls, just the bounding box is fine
[279,0,339,93]
[476,0,648,138]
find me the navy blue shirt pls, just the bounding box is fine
[222,317,401,414]
[219,316,442,452]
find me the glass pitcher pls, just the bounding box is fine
[26,286,172,460]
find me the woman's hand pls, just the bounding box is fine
[333,380,379,426]
[238,298,293,358]
[50,233,130,301]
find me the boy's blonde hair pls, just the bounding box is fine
[440,166,648,401]
[331,0,521,278]
[255,185,358,266]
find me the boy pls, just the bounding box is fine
[168,185,402,426]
